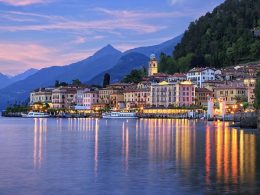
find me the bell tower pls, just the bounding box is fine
[148,54,158,76]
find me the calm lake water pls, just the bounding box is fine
[0,117,259,195]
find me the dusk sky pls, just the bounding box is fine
[0,0,224,75]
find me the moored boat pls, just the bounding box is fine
[102,111,138,119]
[21,112,50,118]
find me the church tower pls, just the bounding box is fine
[148,54,158,76]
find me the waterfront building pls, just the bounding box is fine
[75,87,90,107]
[148,54,158,76]
[187,67,217,87]
[99,87,122,104]
[195,88,213,107]
[213,83,247,105]
[124,88,151,109]
[30,88,53,106]
[83,90,99,110]
[52,86,77,109]
[98,83,131,104]
[244,77,256,104]
[150,81,195,108]
[110,93,124,108]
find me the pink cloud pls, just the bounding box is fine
[0,42,95,75]
[0,0,48,6]
[0,10,166,34]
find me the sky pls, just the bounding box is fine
[0,0,224,75]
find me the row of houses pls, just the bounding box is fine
[29,55,259,112]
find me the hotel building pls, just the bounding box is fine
[30,88,53,105]
[150,81,195,108]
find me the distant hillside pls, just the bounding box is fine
[0,45,122,108]
[125,34,183,58]
[0,69,38,89]
[171,0,260,69]
[89,52,149,85]
[10,68,38,83]
[0,73,10,89]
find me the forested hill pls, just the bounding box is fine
[160,0,260,73]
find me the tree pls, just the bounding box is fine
[121,69,146,83]
[54,80,68,87]
[103,73,110,88]
[72,79,82,85]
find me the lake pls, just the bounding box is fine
[0,117,259,194]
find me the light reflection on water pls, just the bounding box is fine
[0,118,259,194]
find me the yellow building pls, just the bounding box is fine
[99,87,121,104]
[148,54,158,76]
[124,89,150,108]
[110,93,124,108]
[213,84,247,105]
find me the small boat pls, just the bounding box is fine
[21,112,50,118]
[102,111,138,119]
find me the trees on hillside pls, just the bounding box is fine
[121,68,147,83]
[159,0,260,74]
[103,73,110,88]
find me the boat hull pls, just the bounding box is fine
[21,112,50,118]
[102,116,138,119]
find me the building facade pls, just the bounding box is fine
[243,78,256,104]
[150,81,195,108]
[187,67,216,87]
[124,89,150,108]
[83,91,99,110]
[30,88,53,105]
[213,85,247,105]
[52,87,77,109]
[195,88,213,107]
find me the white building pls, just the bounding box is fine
[30,88,53,105]
[187,67,217,88]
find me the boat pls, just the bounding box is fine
[102,111,139,119]
[21,112,50,118]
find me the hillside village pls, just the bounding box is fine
[26,54,259,118]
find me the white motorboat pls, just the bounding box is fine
[21,112,50,118]
[102,111,138,119]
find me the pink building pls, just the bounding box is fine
[177,81,196,106]
[83,91,99,110]
[151,81,195,108]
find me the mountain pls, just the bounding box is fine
[89,52,150,85]
[89,35,183,85]
[0,45,122,108]
[173,0,260,68]
[0,35,182,109]
[0,69,38,89]
[10,68,38,83]
[0,73,10,89]
[125,34,183,58]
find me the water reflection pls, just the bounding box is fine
[33,118,47,169]
[122,122,129,171]
[30,118,257,193]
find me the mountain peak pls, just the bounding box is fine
[94,44,122,57]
